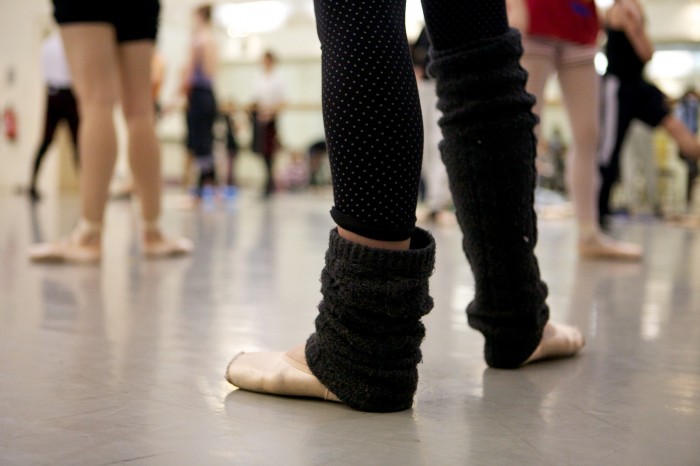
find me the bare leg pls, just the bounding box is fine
[61,25,120,230]
[337,228,409,250]
[29,94,60,200]
[663,115,700,160]
[118,40,193,256]
[521,49,555,154]
[557,61,600,237]
[520,52,640,261]
[27,25,116,262]
[117,41,161,224]
[518,60,590,359]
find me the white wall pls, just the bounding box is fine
[0,0,52,195]
[2,0,700,194]
[156,4,324,151]
[646,2,700,42]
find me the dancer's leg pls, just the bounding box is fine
[520,40,555,152]
[422,0,584,367]
[188,88,218,196]
[228,0,435,413]
[117,40,193,256]
[316,0,423,242]
[117,40,161,223]
[65,90,80,169]
[598,79,633,225]
[60,25,120,228]
[28,25,117,262]
[29,92,61,199]
[663,116,700,160]
[557,61,600,236]
[558,61,642,259]
[262,153,274,197]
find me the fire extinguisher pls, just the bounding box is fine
[3,106,17,142]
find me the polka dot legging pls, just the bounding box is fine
[315,0,508,241]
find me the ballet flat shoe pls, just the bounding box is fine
[578,237,642,261]
[29,240,101,264]
[143,237,193,258]
[226,350,340,402]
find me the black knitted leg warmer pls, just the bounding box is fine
[305,228,435,412]
[428,29,549,369]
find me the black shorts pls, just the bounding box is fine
[618,77,670,128]
[599,74,670,168]
[52,0,160,43]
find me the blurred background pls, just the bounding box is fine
[1,0,700,214]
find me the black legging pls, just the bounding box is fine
[187,86,218,193]
[317,0,546,366]
[319,0,508,241]
[30,87,80,192]
[597,76,669,221]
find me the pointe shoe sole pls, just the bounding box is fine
[226,351,339,402]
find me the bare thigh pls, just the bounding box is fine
[557,61,600,160]
[521,39,556,139]
[59,25,120,108]
[117,41,155,120]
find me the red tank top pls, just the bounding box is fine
[527,0,599,46]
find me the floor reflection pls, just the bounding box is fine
[0,192,699,464]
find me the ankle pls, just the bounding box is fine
[578,223,601,243]
[337,227,410,251]
[73,218,102,246]
[143,219,163,243]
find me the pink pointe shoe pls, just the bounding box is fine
[578,234,642,261]
[523,322,586,365]
[226,344,340,402]
[142,221,193,258]
[29,218,102,264]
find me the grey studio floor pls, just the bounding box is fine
[1,191,699,466]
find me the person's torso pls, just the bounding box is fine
[42,33,72,89]
[190,35,213,88]
[255,72,285,109]
[605,27,645,79]
[527,0,599,45]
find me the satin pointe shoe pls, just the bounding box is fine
[578,234,643,261]
[29,218,102,264]
[226,345,340,402]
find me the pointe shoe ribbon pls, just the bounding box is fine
[226,348,340,402]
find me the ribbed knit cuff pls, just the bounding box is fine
[306,227,436,412]
[327,227,435,279]
[428,28,525,73]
